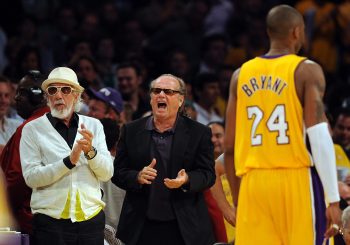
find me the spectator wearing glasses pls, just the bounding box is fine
[0,70,48,238]
[19,67,113,245]
[113,74,215,245]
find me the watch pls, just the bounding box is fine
[84,146,97,160]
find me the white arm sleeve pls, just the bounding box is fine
[307,122,340,203]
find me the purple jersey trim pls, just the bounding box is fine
[311,167,327,245]
[260,54,288,59]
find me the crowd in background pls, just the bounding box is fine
[0,0,349,120]
[0,0,350,244]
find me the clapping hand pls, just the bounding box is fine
[77,123,94,153]
[70,123,94,165]
[138,158,157,184]
[164,169,188,189]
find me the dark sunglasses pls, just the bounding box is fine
[150,87,181,96]
[46,86,75,96]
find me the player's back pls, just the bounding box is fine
[235,54,312,176]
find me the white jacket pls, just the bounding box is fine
[20,113,114,221]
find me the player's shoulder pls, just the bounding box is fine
[296,59,323,74]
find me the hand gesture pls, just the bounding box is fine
[137,158,157,184]
[164,169,188,189]
[324,202,343,239]
[77,123,94,154]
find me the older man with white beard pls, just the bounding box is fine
[20,67,113,245]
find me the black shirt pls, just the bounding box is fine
[145,116,176,173]
[46,112,79,149]
[145,116,178,221]
[46,112,79,169]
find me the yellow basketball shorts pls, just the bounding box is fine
[235,167,327,245]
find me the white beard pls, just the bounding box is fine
[49,99,74,119]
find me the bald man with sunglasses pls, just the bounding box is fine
[19,67,113,245]
[113,74,215,245]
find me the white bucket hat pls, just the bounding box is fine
[41,67,84,92]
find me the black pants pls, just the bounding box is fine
[135,218,186,245]
[32,211,105,245]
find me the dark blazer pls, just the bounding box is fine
[112,115,216,245]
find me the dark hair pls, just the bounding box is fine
[22,70,45,105]
[193,72,219,90]
[201,33,228,54]
[336,107,350,119]
[207,121,225,129]
[99,118,120,151]
[116,62,142,76]
[0,75,10,83]
[26,70,45,85]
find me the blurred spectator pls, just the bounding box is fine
[118,18,147,62]
[215,64,234,117]
[0,26,8,73]
[207,121,236,243]
[136,0,184,33]
[87,87,125,125]
[199,33,228,74]
[78,11,101,43]
[72,56,103,90]
[0,70,48,238]
[4,45,42,81]
[183,99,197,120]
[99,118,125,234]
[146,0,210,69]
[203,120,228,243]
[164,49,193,84]
[115,62,150,121]
[99,1,121,38]
[203,0,234,36]
[193,72,222,125]
[333,108,350,158]
[66,38,93,68]
[95,36,117,87]
[50,5,78,66]
[0,76,21,154]
[297,0,338,77]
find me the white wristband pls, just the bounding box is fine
[307,122,340,203]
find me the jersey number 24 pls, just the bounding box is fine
[247,104,289,146]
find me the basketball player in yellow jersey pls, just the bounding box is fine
[224,5,342,245]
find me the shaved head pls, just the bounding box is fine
[267,5,304,39]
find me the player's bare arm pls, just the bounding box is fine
[296,60,342,237]
[224,68,241,208]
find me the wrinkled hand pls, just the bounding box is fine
[222,205,237,227]
[164,169,188,189]
[138,158,157,184]
[77,123,94,154]
[324,202,343,239]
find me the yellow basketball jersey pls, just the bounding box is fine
[235,54,312,176]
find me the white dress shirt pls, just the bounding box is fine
[20,113,113,221]
[193,102,223,126]
[0,116,21,145]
